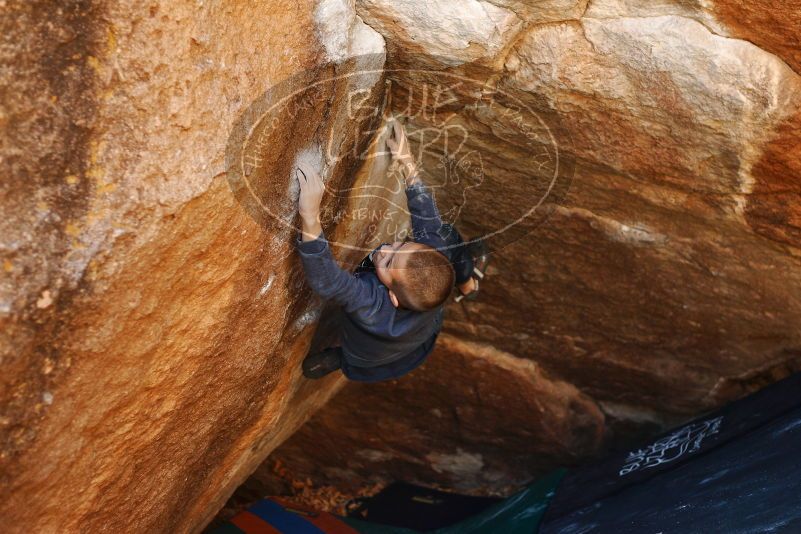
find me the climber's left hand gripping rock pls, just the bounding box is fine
[296,162,324,242]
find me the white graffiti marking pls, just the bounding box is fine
[619,416,724,476]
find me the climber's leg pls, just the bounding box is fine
[302,347,343,379]
[437,224,490,302]
[437,224,473,285]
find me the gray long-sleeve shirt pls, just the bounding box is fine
[296,181,449,382]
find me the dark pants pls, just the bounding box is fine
[437,223,474,286]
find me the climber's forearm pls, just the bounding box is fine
[300,214,323,242]
[403,161,421,187]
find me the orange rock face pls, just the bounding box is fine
[245,0,801,500]
[1,0,388,532]
[265,334,606,493]
[713,0,801,74]
[746,109,801,247]
[3,0,801,530]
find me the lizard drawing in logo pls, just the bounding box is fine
[320,118,487,231]
[418,122,485,226]
[384,120,486,227]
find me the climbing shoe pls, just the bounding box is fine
[302,347,342,379]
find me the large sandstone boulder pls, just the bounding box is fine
[264,334,607,494]
[1,0,392,532]
[3,0,801,530]
[247,0,801,497]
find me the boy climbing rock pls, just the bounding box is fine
[295,119,489,382]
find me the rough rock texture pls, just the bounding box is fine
[3,0,801,531]
[264,334,606,493]
[1,0,392,532]
[247,0,801,496]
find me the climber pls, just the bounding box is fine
[295,118,490,381]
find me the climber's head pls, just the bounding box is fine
[373,241,454,311]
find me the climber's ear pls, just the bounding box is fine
[388,289,400,308]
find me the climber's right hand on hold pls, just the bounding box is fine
[296,162,324,242]
[386,119,418,184]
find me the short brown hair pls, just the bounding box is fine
[391,245,455,311]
